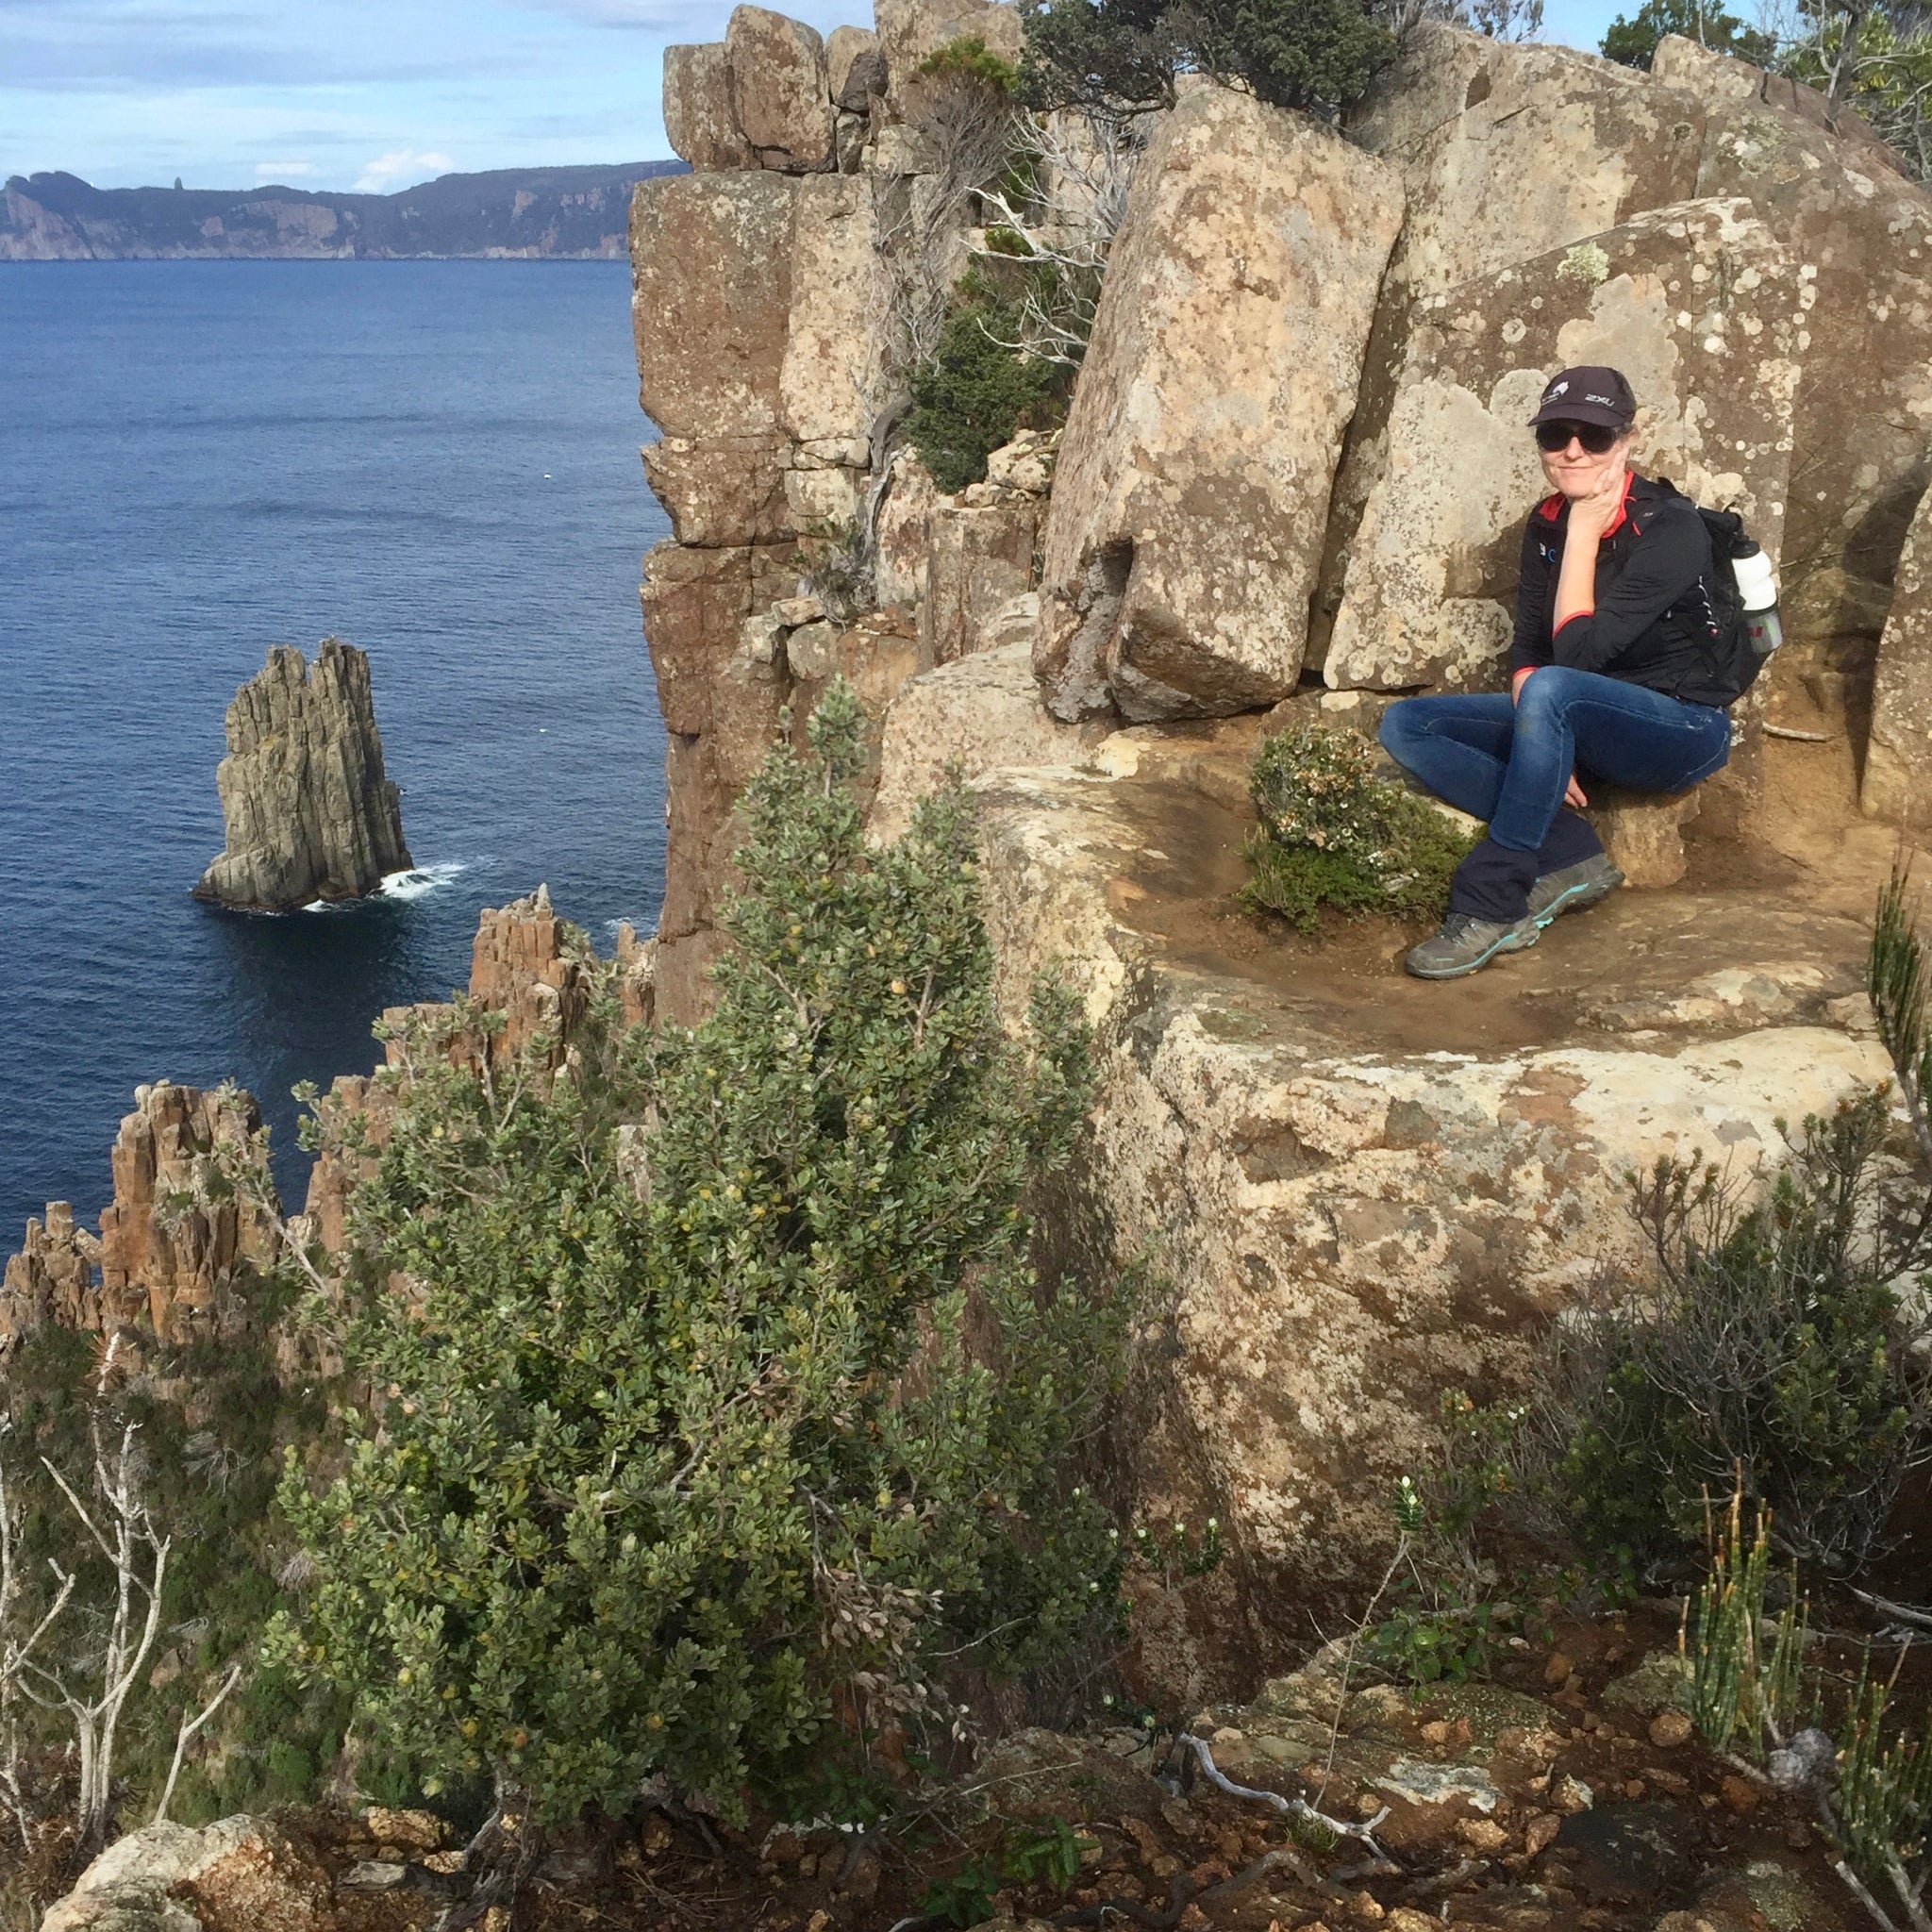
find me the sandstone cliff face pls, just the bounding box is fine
[194,640,411,912]
[636,7,1061,1020]
[3,1082,281,1357]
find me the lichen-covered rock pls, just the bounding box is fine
[871,643,1096,840]
[1035,86,1403,723]
[726,5,835,173]
[193,641,409,911]
[874,450,941,608]
[921,495,1038,668]
[641,434,791,547]
[663,42,756,171]
[1350,28,1705,304]
[631,173,796,441]
[1661,34,1932,669]
[42,1816,331,1932]
[1864,482,1932,827]
[1328,198,1801,693]
[779,175,873,444]
[971,737,1886,1613]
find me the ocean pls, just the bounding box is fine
[0,260,669,1241]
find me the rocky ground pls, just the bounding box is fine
[30,1607,1886,1932]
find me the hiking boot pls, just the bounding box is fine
[1404,911,1541,980]
[1527,853,1624,927]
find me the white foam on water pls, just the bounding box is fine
[377,861,470,902]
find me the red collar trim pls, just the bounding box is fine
[1537,473,1638,533]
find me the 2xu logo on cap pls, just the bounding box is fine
[1585,392,1617,408]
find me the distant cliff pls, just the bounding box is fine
[0,162,690,261]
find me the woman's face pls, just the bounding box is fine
[1539,425,1634,500]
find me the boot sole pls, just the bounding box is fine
[1530,870,1626,929]
[1405,924,1541,980]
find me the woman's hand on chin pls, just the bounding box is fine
[1566,463,1627,542]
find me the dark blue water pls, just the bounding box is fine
[0,261,668,1238]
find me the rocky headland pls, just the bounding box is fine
[193,640,410,913]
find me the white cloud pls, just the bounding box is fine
[353,146,452,192]
[254,158,316,179]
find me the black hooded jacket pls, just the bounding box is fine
[1508,474,1740,708]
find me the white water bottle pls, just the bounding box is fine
[1732,544,1783,657]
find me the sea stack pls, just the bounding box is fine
[193,638,410,911]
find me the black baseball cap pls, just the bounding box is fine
[1527,365,1637,431]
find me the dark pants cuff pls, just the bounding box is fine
[1446,813,1604,922]
[1448,838,1541,923]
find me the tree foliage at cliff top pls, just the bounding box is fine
[1019,0,1392,115]
[1598,0,1774,71]
[268,683,1122,1823]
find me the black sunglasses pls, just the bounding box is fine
[1536,420,1623,455]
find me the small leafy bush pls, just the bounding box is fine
[1532,1093,1932,1576]
[906,276,1056,492]
[269,683,1127,1825]
[1020,0,1392,117]
[1240,723,1474,933]
[918,32,1022,92]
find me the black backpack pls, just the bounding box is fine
[1690,502,1762,699]
[1626,484,1774,706]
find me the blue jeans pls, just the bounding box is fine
[1379,669,1732,920]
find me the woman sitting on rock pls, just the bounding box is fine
[1380,364,1740,981]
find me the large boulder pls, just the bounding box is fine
[1657,34,1932,674]
[871,643,1097,839]
[663,42,756,171]
[1034,86,1403,724]
[42,1817,331,1932]
[920,495,1039,668]
[1327,198,1802,693]
[1863,482,1932,827]
[1350,28,1706,303]
[726,5,835,173]
[631,173,796,441]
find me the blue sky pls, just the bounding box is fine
[3,0,1631,192]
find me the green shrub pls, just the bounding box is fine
[906,278,1056,492]
[918,32,1022,92]
[1599,0,1773,70]
[1020,0,1391,117]
[1240,723,1474,933]
[269,682,1125,1824]
[1532,1092,1932,1576]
